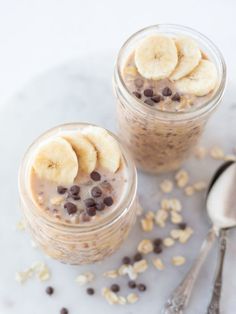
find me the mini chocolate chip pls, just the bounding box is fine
[96,202,105,211]
[138,283,146,292]
[128,280,136,289]
[91,186,102,198]
[46,286,54,295]
[151,95,161,103]
[133,252,142,262]
[69,185,80,195]
[122,256,131,265]
[103,196,113,206]
[153,246,162,254]
[178,222,187,230]
[153,238,163,247]
[110,284,120,293]
[133,91,142,99]
[86,206,96,217]
[60,308,68,314]
[144,99,154,106]
[64,202,77,215]
[134,78,144,88]
[162,87,172,96]
[57,186,67,194]
[171,92,181,102]
[143,88,153,97]
[84,198,96,208]
[90,171,101,181]
[86,288,95,295]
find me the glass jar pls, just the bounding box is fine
[113,24,227,173]
[18,123,138,265]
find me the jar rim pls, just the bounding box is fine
[114,24,227,121]
[18,122,137,233]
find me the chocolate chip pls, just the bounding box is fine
[110,284,120,293]
[178,222,187,230]
[91,186,102,198]
[144,99,154,106]
[143,89,153,97]
[103,196,113,206]
[45,286,54,295]
[84,198,96,208]
[57,186,67,194]
[86,288,95,295]
[171,92,181,102]
[133,252,142,262]
[90,171,101,181]
[153,238,163,247]
[60,308,68,314]
[86,206,96,217]
[122,256,131,265]
[134,78,144,88]
[162,87,172,96]
[69,185,80,195]
[133,91,142,99]
[128,280,136,289]
[151,95,162,103]
[64,202,77,215]
[153,246,162,254]
[138,283,146,292]
[96,202,105,211]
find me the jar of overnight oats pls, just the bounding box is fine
[113,24,226,173]
[18,123,137,265]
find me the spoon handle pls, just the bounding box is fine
[206,229,228,314]
[162,228,216,314]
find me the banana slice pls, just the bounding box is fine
[135,35,178,80]
[170,37,201,80]
[175,60,217,96]
[82,126,121,173]
[64,133,97,174]
[32,137,78,185]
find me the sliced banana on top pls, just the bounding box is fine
[170,37,201,80]
[32,137,78,185]
[82,126,121,173]
[175,60,218,96]
[64,133,97,174]
[135,35,178,80]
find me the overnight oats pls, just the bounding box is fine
[113,24,226,173]
[18,123,137,265]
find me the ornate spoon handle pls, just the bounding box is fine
[162,228,216,314]
[207,229,228,314]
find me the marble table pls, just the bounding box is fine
[1,56,236,314]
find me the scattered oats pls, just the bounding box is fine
[179,227,194,243]
[119,265,137,280]
[136,201,143,216]
[185,186,195,196]
[155,209,168,228]
[161,199,171,210]
[124,66,138,76]
[170,229,182,240]
[102,288,119,305]
[75,272,95,285]
[171,211,183,224]
[32,262,50,281]
[194,146,207,159]
[146,211,155,220]
[210,146,224,160]
[169,199,182,212]
[118,296,127,305]
[152,258,165,270]
[50,195,64,206]
[16,219,26,231]
[133,259,148,274]
[137,239,154,254]
[15,268,33,284]
[172,256,186,266]
[193,181,207,191]
[127,293,139,304]
[141,217,153,232]
[160,180,173,193]
[103,269,119,279]
[163,237,175,247]
[224,154,236,161]
[175,169,189,188]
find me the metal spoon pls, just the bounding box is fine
[162,160,236,314]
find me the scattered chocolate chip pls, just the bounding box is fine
[151,95,162,103]
[122,256,131,265]
[153,246,162,254]
[144,99,154,106]
[103,196,113,207]
[178,222,187,230]
[91,186,102,198]
[64,202,77,215]
[134,78,144,88]
[162,87,172,96]
[60,308,68,314]
[110,284,120,293]
[128,280,136,289]
[86,206,96,217]
[133,91,142,99]
[57,186,67,194]
[45,286,54,295]
[171,92,181,102]
[84,198,96,208]
[133,252,142,262]
[138,283,146,292]
[96,202,105,211]
[90,171,101,181]
[86,288,95,295]
[153,238,163,247]
[69,185,80,195]
[143,88,153,97]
